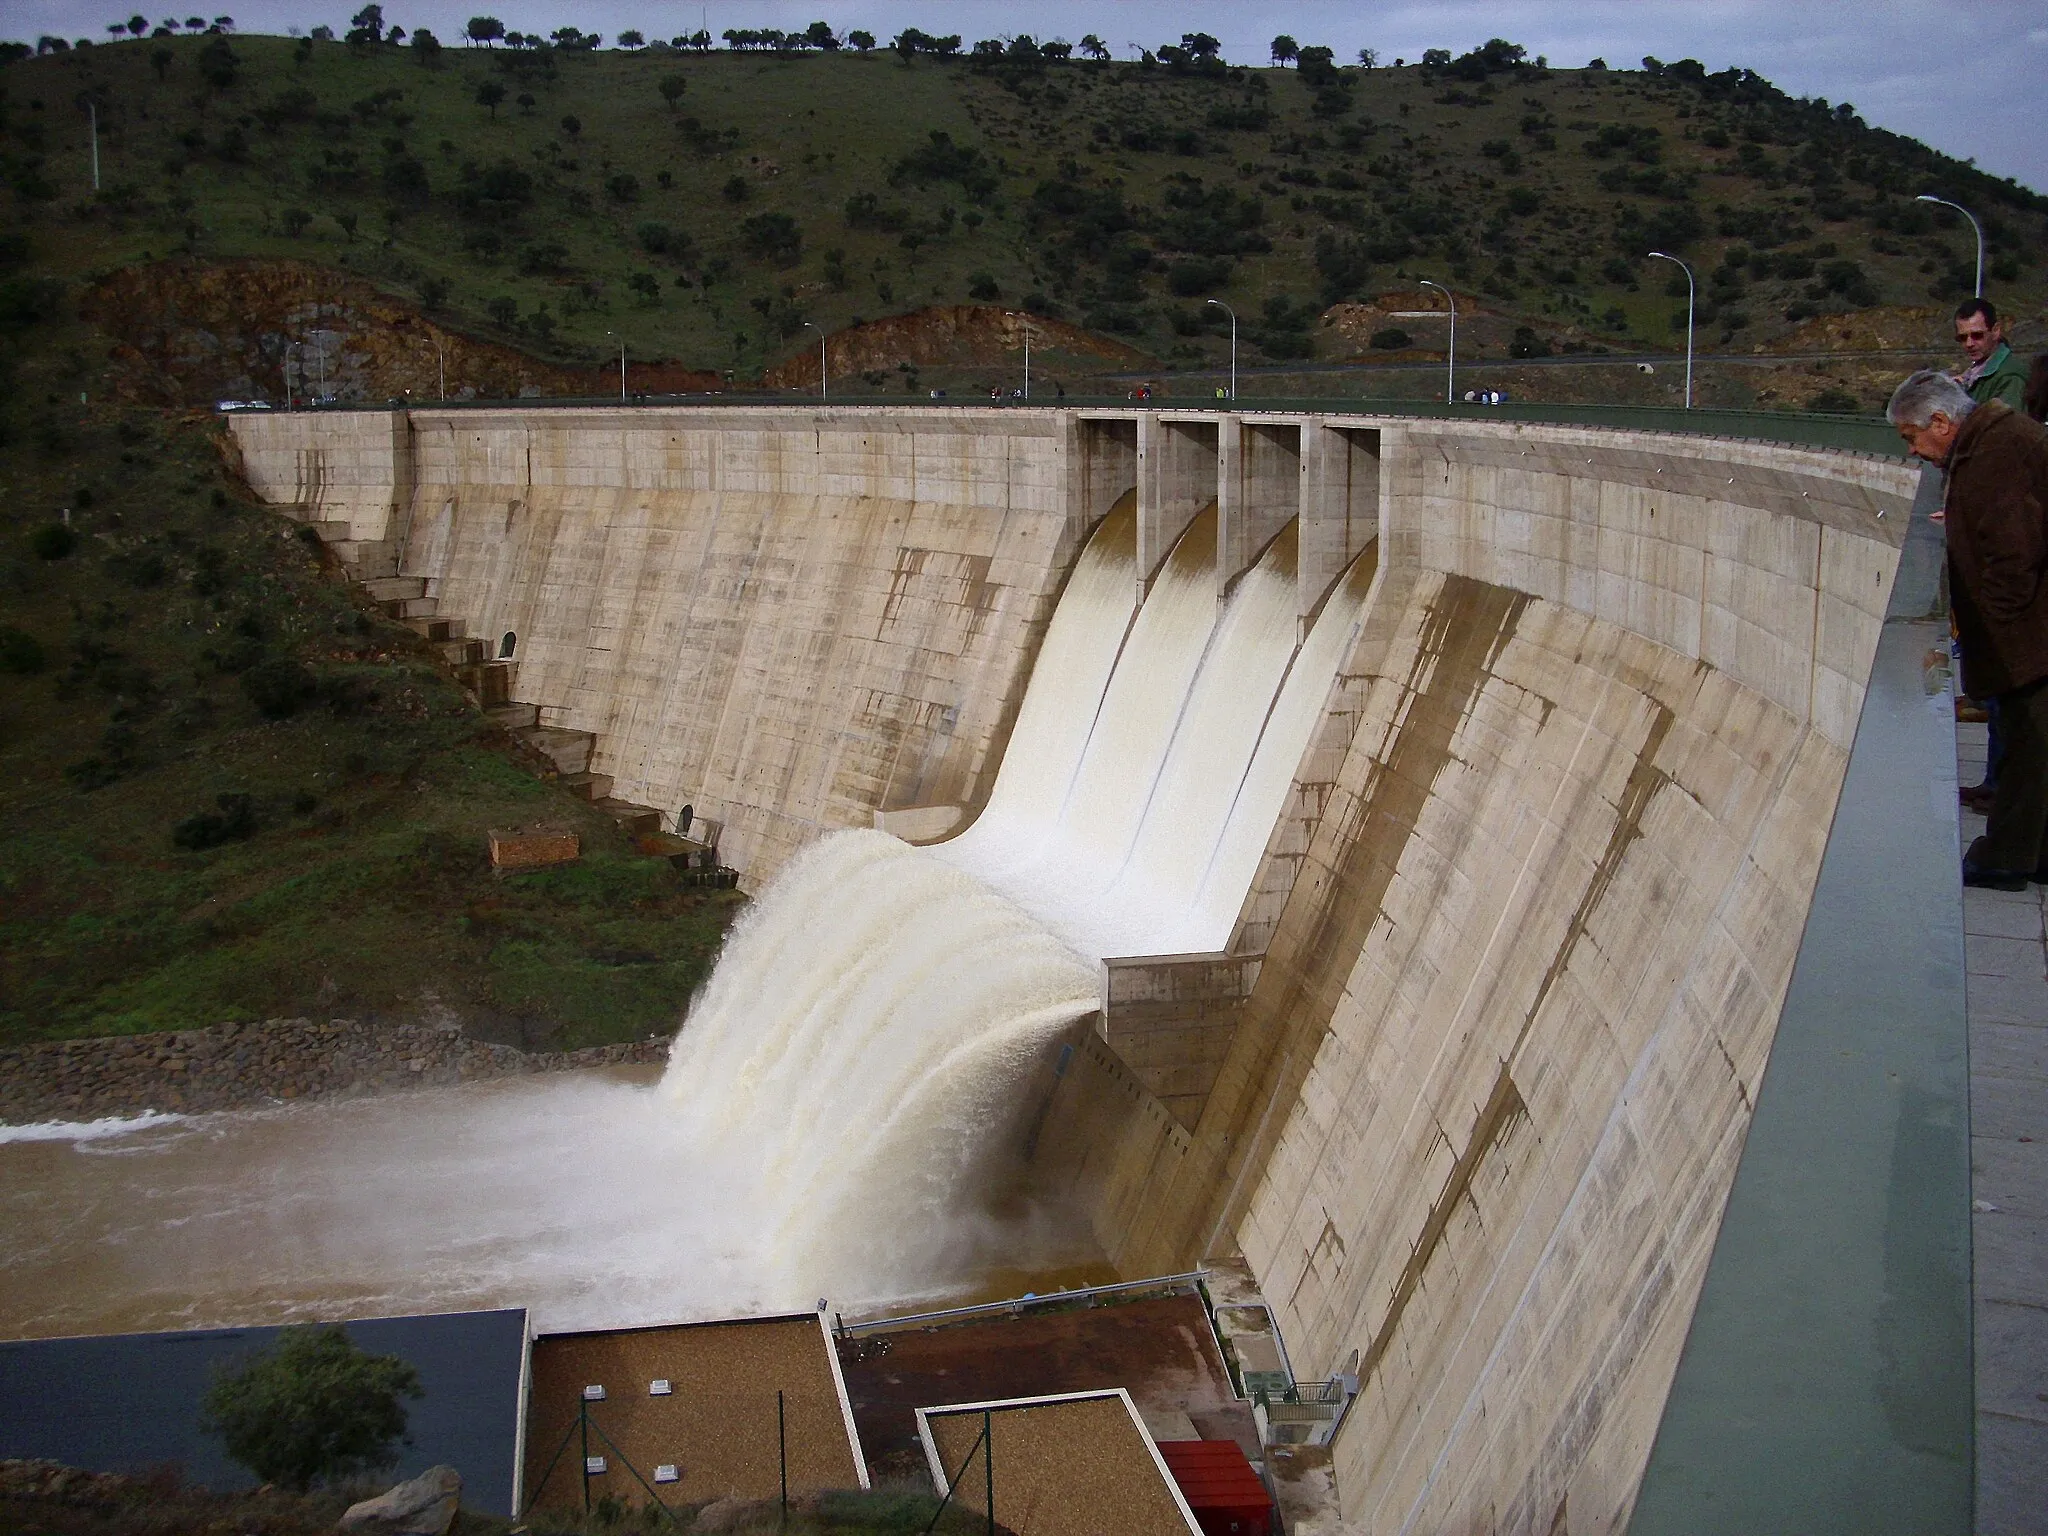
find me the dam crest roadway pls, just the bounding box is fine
[216,400,1961,1533]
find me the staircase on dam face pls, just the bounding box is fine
[351,572,671,842]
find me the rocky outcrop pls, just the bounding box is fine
[759,303,1150,388]
[0,1018,670,1125]
[339,1466,461,1536]
[80,259,720,407]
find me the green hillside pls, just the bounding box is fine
[3,27,2043,383]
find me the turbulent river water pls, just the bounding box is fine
[0,504,1371,1340]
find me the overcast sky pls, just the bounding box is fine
[10,0,2046,192]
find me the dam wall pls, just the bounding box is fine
[1021,418,1921,1533]
[231,404,1924,1531]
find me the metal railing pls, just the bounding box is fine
[835,1269,1209,1338]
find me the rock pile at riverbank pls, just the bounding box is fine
[0,1018,670,1125]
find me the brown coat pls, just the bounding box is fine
[1947,401,2048,698]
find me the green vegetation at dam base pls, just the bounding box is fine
[0,350,737,1049]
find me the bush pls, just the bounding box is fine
[1369,327,1411,349]
[0,625,45,674]
[967,272,999,300]
[201,1325,421,1491]
[1167,257,1230,296]
[739,212,802,263]
[721,175,750,203]
[241,657,317,718]
[173,792,259,849]
[29,523,76,560]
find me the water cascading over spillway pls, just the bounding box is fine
[658,495,1376,1304]
[0,499,1375,1342]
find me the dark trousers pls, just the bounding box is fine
[1977,676,2048,872]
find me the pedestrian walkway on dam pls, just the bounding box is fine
[1956,713,2048,1536]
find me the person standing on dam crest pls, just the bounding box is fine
[1891,369,2048,888]
[1953,298,2030,411]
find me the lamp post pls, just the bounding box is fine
[603,331,626,400]
[308,329,336,404]
[433,335,446,401]
[1647,251,1694,408]
[1205,299,1237,400]
[1021,317,1031,400]
[802,321,827,399]
[1390,282,1457,402]
[1916,194,1983,298]
[86,100,99,192]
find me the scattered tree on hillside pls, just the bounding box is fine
[150,44,173,77]
[658,74,687,110]
[802,21,838,50]
[474,79,504,118]
[616,29,644,48]
[464,14,502,47]
[200,1325,422,1494]
[1270,35,1297,66]
[196,33,237,88]
[345,4,382,44]
[1077,34,1107,60]
[846,30,874,50]
[558,113,580,137]
[126,14,147,35]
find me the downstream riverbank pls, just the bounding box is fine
[0,1017,670,1127]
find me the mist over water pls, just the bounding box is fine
[0,506,1373,1341]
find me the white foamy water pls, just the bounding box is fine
[2,505,1375,1341]
[0,1110,187,1145]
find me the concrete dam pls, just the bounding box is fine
[228,403,1949,1531]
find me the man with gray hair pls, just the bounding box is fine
[1892,368,2048,886]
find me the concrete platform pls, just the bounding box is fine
[1956,716,2048,1536]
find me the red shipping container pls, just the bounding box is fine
[1156,1438,1274,1536]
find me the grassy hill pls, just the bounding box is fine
[0,28,2044,1049]
[2,29,2043,392]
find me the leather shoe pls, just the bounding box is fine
[1964,861,2030,891]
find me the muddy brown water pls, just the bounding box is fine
[0,1067,1104,1343]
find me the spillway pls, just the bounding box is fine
[35,403,1955,1532]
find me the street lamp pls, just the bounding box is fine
[802,321,827,399]
[432,335,446,401]
[603,331,626,401]
[284,341,303,411]
[1917,194,1983,298]
[1647,251,1694,408]
[1206,299,1237,400]
[308,329,337,404]
[1022,316,1031,400]
[1390,281,1457,403]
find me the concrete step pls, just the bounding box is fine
[518,725,595,777]
[332,539,398,577]
[361,575,428,602]
[595,798,664,838]
[486,702,540,732]
[402,615,461,642]
[381,596,439,620]
[558,771,614,803]
[435,637,488,666]
[456,660,511,708]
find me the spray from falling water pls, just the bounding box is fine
[0,503,1378,1340]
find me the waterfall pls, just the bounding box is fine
[654,506,1375,1304]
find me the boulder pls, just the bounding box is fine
[338,1466,461,1535]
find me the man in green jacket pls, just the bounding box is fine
[1954,297,2030,409]
[1892,369,2048,886]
